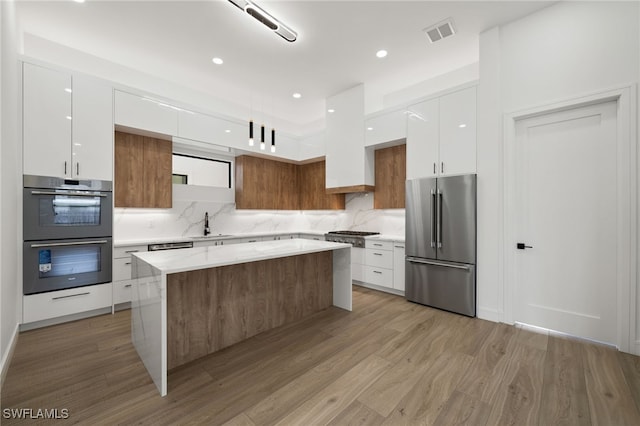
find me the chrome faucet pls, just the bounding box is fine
[204,212,210,236]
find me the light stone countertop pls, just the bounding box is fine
[132,238,351,275]
[114,231,326,247]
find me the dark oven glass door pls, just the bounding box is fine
[23,188,113,240]
[23,238,113,295]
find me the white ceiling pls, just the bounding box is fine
[15,0,553,129]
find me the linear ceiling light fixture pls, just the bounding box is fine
[228,0,297,42]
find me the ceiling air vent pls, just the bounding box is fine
[423,19,455,43]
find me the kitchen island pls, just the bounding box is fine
[130,238,352,396]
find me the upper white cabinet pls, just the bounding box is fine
[114,90,178,136]
[364,108,407,147]
[406,98,439,179]
[23,63,113,180]
[439,86,476,176]
[406,86,476,179]
[325,84,374,191]
[23,63,72,179]
[72,75,113,181]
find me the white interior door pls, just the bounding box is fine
[514,101,618,345]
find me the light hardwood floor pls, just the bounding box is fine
[2,286,640,425]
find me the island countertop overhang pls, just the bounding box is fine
[131,238,352,275]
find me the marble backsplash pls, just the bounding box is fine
[114,193,405,241]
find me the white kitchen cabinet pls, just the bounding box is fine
[351,247,366,282]
[406,86,476,179]
[72,74,113,181]
[234,237,264,244]
[272,234,296,240]
[406,98,439,179]
[114,90,178,136]
[393,243,405,292]
[439,86,477,176]
[298,233,325,241]
[23,63,72,178]
[113,244,147,305]
[364,108,407,147]
[364,240,393,289]
[23,283,113,324]
[23,62,113,180]
[325,84,374,191]
[177,110,244,150]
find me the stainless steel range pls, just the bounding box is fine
[324,231,380,248]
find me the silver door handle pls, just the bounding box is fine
[437,189,443,248]
[64,161,67,176]
[124,284,132,288]
[407,257,470,271]
[125,262,131,265]
[433,163,436,174]
[430,189,436,248]
[52,292,90,300]
[441,162,444,174]
[395,245,404,249]
[125,250,139,253]
[76,162,80,176]
[373,253,383,256]
[373,270,383,274]
[30,190,107,197]
[30,240,108,248]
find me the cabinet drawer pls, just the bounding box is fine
[23,283,112,323]
[365,240,393,251]
[114,280,133,305]
[235,237,264,244]
[351,247,365,265]
[366,249,393,269]
[365,266,393,288]
[114,245,147,259]
[113,257,133,282]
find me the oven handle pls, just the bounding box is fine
[30,190,108,198]
[30,240,109,248]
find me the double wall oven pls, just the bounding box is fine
[23,175,113,295]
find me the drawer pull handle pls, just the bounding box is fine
[373,271,383,274]
[373,253,383,256]
[373,243,383,247]
[248,240,257,243]
[125,262,131,265]
[124,284,132,288]
[395,245,404,249]
[125,250,139,253]
[52,292,90,301]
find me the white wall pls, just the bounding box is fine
[1,0,21,381]
[476,2,639,336]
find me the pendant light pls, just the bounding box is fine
[271,128,276,153]
[260,124,265,150]
[248,120,254,146]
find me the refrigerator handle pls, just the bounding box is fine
[430,189,436,248]
[437,189,443,248]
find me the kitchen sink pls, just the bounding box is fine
[191,234,232,239]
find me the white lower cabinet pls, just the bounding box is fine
[351,247,366,282]
[393,243,405,292]
[113,244,147,305]
[23,283,112,324]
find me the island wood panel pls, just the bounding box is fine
[374,144,406,209]
[166,251,333,370]
[299,160,345,210]
[115,131,145,207]
[114,131,172,208]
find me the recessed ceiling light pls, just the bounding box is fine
[73,0,86,3]
[376,50,388,58]
[327,109,335,113]
[64,88,72,93]
[367,127,374,131]
[225,129,231,133]
[458,123,467,128]
[292,93,302,99]
[212,57,224,65]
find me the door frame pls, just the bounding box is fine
[503,86,637,353]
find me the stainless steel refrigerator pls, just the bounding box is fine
[405,174,476,317]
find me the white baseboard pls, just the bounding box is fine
[477,307,503,323]
[0,322,19,388]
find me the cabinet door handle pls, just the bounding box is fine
[373,243,383,247]
[125,250,139,253]
[373,270,383,274]
[248,240,257,243]
[76,162,80,176]
[433,163,436,174]
[64,161,67,175]
[441,162,444,174]
[373,253,383,256]
[52,292,90,301]
[395,245,405,249]
[124,284,132,288]
[125,262,131,265]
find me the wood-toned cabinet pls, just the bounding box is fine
[374,144,406,209]
[299,161,345,210]
[236,156,345,210]
[115,131,172,208]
